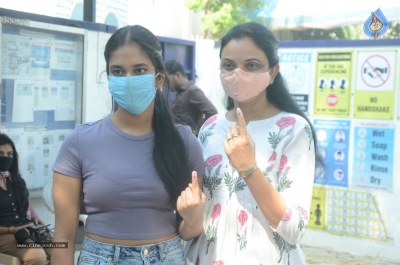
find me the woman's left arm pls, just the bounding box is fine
[225,108,315,245]
[28,199,45,225]
[177,128,207,240]
[177,173,205,240]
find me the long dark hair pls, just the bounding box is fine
[220,22,325,173]
[0,133,29,216]
[104,25,191,204]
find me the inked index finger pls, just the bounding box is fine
[191,171,199,192]
[236,108,248,136]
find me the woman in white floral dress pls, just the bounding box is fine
[186,22,324,265]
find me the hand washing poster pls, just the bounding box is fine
[352,121,395,192]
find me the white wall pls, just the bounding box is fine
[82,31,113,122]
[0,0,128,29]
[0,0,83,20]
[127,0,202,39]
[0,0,58,17]
[193,40,225,114]
[96,0,128,28]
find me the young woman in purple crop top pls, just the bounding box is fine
[51,25,206,265]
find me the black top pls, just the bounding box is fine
[0,178,30,227]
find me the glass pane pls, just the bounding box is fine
[1,23,83,191]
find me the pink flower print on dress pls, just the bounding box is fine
[270,116,296,150]
[279,155,288,171]
[238,210,248,227]
[213,261,224,265]
[205,154,223,177]
[268,151,277,162]
[205,155,223,167]
[204,115,217,125]
[298,205,309,220]
[282,209,292,221]
[276,116,296,128]
[211,203,221,220]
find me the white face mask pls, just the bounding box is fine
[220,68,271,102]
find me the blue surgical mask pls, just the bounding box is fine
[108,74,158,115]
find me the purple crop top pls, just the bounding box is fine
[52,115,205,240]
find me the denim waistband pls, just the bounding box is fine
[81,235,182,260]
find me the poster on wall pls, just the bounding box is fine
[309,186,326,230]
[325,188,388,241]
[398,81,400,120]
[1,34,32,78]
[9,128,72,189]
[314,52,352,117]
[354,51,397,120]
[314,119,350,187]
[310,186,388,241]
[279,51,313,113]
[352,121,395,192]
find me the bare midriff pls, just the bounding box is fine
[85,231,178,246]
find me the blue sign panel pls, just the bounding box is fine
[314,119,350,187]
[352,122,394,192]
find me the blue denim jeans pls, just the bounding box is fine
[77,236,185,265]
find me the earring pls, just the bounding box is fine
[270,80,274,85]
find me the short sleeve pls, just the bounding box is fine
[179,125,205,178]
[52,127,82,178]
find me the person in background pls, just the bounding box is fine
[0,133,49,265]
[51,25,206,265]
[165,60,218,136]
[175,114,196,135]
[186,22,324,265]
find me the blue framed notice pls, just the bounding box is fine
[314,119,350,187]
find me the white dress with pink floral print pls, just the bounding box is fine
[186,112,315,265]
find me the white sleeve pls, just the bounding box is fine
[271,121,316,245]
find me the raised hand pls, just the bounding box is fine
[177,171,206,224]
[224,108,256,172]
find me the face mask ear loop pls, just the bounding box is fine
[267,67,273,85]
[154,73,160,89]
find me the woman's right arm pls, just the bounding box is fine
[0,224,32,235]
[51,172,82,265]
